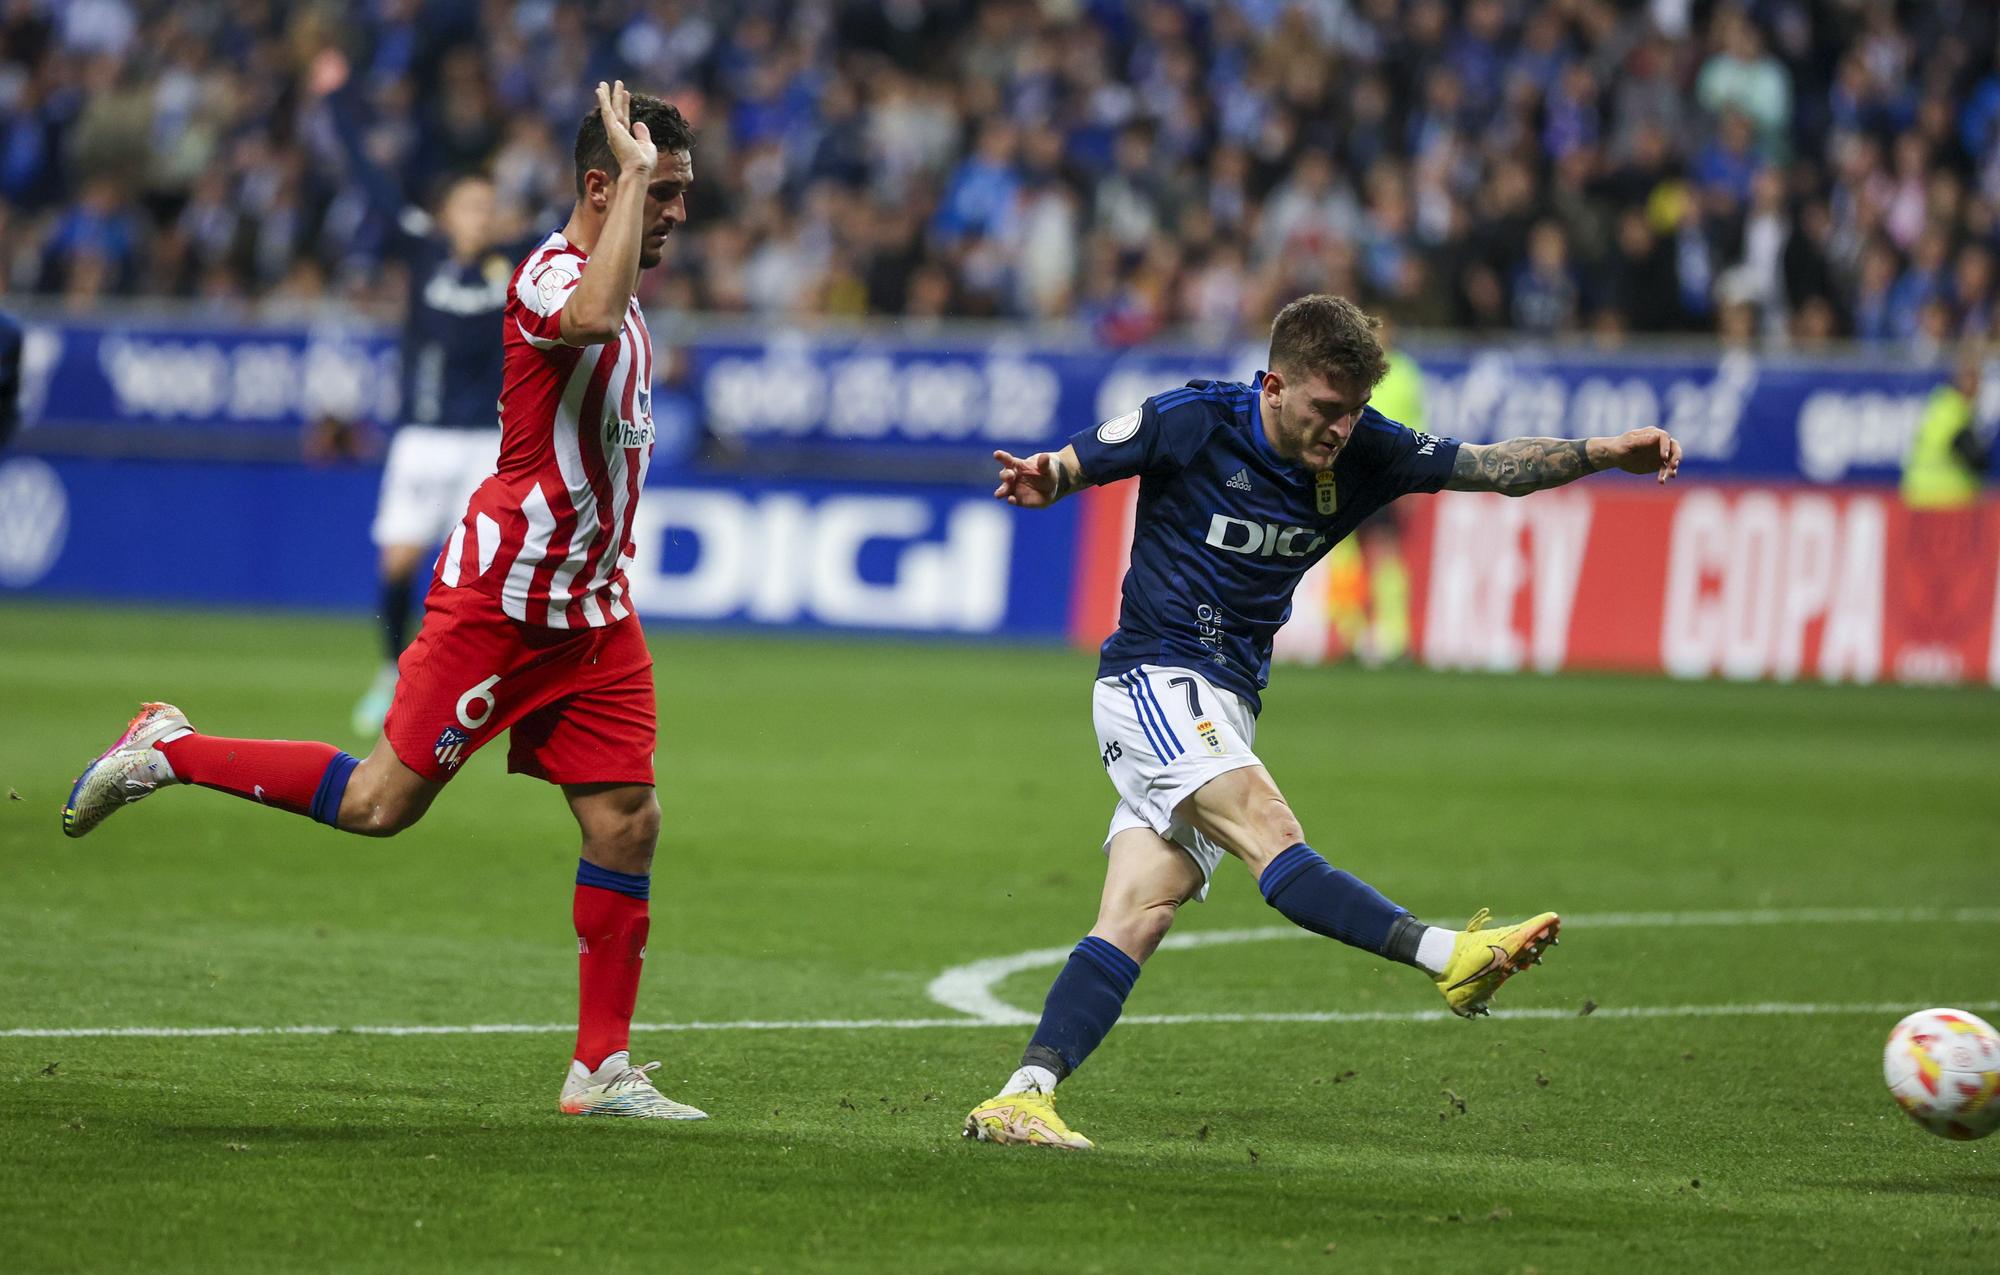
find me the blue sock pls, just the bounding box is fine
[308,752,359,827]
[1259,843,1410,957]
[1020,936,1141,1080]
[575,859,651,900]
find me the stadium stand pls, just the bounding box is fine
[3,1,1999,350]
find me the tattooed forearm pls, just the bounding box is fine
[1447,437,1597,496]
[1049,456,1078,501]
[1041,446,1092,504]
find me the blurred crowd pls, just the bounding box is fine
[5,0,2000,350]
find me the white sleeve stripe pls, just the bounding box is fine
[474,513,500,576]
[439,522,466,588]
[514,316,564,350]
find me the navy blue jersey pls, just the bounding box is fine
[393,223,533,429]
[1071,374,1459,712]
[0,310,20,450]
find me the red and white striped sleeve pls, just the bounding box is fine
[511,245,588,349]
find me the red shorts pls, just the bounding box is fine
[383,584,656,787]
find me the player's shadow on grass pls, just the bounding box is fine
[135,1119,978,1166]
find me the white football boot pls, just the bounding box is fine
[62,702,191,838]
[558,1052,709,1121]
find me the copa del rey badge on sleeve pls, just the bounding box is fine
[1315,471,1337,515]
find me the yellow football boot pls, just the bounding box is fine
[1434,908,1560,1018]
[963,1090,1094,1150]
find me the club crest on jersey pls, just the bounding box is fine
[1194,718,1226,756]
[1097,409,1141,444]
[606,415,655,449]
[433,726,470,772]
[1315,472,1338,515]
[534,265,578,307]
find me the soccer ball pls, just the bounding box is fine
[1882,1008,2000,1141]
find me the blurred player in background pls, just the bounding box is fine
[310,50,540,738]
[969,295,1682,1149]
[63,82,706,1123]
[0,309,20,451]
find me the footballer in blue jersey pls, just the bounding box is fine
[966,295,1683,1149]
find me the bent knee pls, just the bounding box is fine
[336,751,441,837]
[1259,799,1305,849]
[345,792,426,837]
[607,793,661,852]
[1094,898,1183,961]
[1232,782,1303,849]
[581,794,660,871]
[630,793,662,848]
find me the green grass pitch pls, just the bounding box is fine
[3,602,1997,1272]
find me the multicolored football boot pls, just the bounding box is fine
[963,1089,1094,1149]
[1434,907,1561,1018]
[559,1053,708,1120]
[62,702,190,839]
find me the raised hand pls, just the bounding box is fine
[595,80,657,178]
[1603,426,1683,484]
[993,449,1062,508]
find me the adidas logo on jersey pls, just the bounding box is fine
[1226,468,1254,492]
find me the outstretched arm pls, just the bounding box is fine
[1447,426,1682,496]
[310,50,419,243]
[993,445,1089,508]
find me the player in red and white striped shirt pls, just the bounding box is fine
[448,209,657,630]
[63,83,706,1121]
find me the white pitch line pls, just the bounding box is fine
[0,1018,982,1041]
[922,906,2000,1023]
[8,907,1995,1042]
[1121,1001,2000,1027]
[6,1002,1996,1041]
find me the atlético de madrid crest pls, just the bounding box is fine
[433,726,469,772]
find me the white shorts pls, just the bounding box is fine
[1093,664,1262,900]
[370,425,500,549]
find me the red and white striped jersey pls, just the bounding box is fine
[434,231,655,628]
